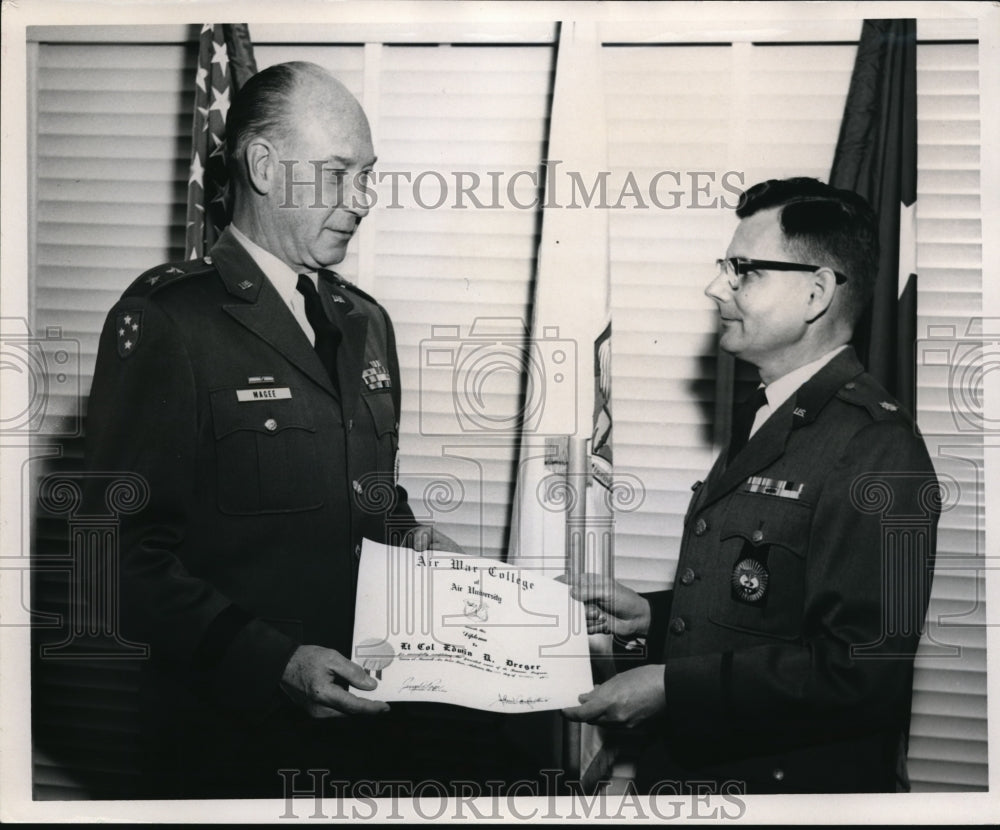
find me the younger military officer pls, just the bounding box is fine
[563,178,939,793]
[86,61,460,797]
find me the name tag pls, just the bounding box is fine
[236,387,292,402]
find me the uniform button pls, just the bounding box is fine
[669,617,687,635]
[264,418,277,432]
[680,568,696,586]
[203,255,213,265]
[694,518,708,536]
[772,768,785,782]
[751,529,764,543]
[355,543,362,557]
[352,480,363,494]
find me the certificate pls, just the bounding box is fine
[351,541,594,712]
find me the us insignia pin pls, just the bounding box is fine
[362,359,392,390]
[880,401,898,412]
[731,558,768,603]
[237,280,253,290]
[116,310,142,358]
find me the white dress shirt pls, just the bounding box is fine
[229,224,317,345]
[749,345,849,439]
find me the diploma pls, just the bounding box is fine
[351,540,594,712]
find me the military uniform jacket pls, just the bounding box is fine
[86,229,416,720]
[631,348,939,793]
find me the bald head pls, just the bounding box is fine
[225,61,376,272]
[226,61,369,184]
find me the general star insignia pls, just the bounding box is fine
[116,310,143,358]
[165,267,183,275]
[147,275,160,286]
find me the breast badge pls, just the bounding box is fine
[731,557,769,604]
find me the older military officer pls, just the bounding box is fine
[86,61,459,798]
[563,178,939,793]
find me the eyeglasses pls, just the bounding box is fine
[715,257,848,292]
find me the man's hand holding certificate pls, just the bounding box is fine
[351,541,594,712]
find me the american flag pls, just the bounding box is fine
[185,23,257,260]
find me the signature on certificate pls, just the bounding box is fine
[399,676,447,693]
[494,692,551,708]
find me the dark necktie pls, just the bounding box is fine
[297,273,341,391]
[727,385,768,462]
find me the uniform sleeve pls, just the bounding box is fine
[381,305,417,530]
[86,298,298,717]
[661,420,938,742]
[614,589,672,672]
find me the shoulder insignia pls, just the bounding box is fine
[836,374,910,422]
[335,276,382,309]
[115,310,143,358]
[124,257,216,299]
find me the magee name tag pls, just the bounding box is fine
[236,387,292,402]
[745,475,804,500]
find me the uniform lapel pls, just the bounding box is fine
[321,274,368,425]
[702,403,795,509]
[698,347,866,511]
[211,229,339,400]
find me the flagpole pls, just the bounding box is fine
[562,435,589,782]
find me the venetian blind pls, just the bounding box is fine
[255,41,555,560]
[30,33,555,797]
[604,42,857,592]
[907,40,986,793]
[28,26,987,799]
[33,43,198,424]
[602,37,985,793]
[31,41,200,799]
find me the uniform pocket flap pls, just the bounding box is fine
[210,388,316,439]
[719,496,811,558]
